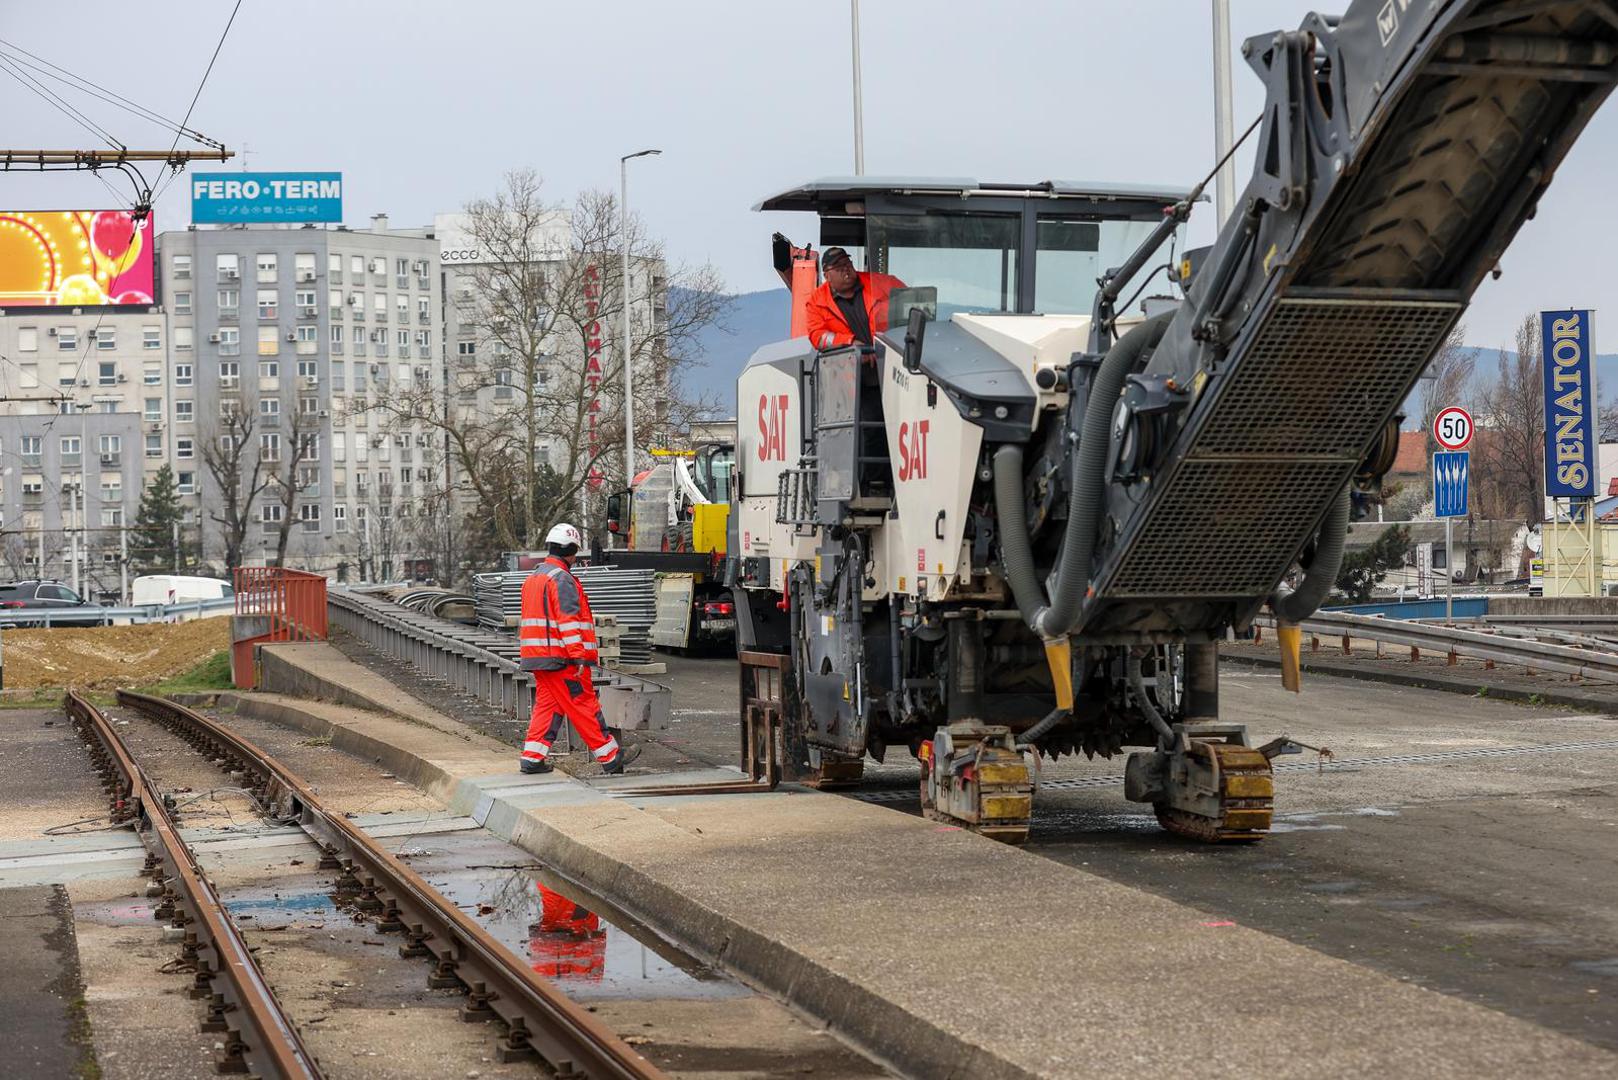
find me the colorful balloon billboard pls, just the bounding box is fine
[0,209,156,308]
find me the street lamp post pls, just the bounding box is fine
[620,148,661,493]
[1211,0,1236,225]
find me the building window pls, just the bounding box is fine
[173,291,192,314]
[333,504,347,531]
[174,326,192,351]
[98,361,117,386]
[217,253,240,281]
[260,433,281,462]
[256,253,277,283]
[333,432,347,461]
[143,363,161,385]
[370,256,386,279]
[260,397,281,425]
[96,327,116,350]
[329,252,343,281]
[259,359,279,380]
[100,475,122,502]
[417,296,430,321]
[18,326,38,351]
[299,503,321,531]
[173,254,192,280]
[297,359,318,381]
[257,289,278,320]
[102,507,124,527]
[217,289,239,313]
[145,433,163,458]
[217,327,240,355]
[457,341,476,357]
[295,289,317,316]
[332,361,346,391]
[258,325,279,356]
[174,400,194,423]
[295,325,318,353]
[299,432,320,460]
[373,293,387,318]
[349,292,365,319]
[294,252,316,282]
[350,255,364,277]
[177,471,196,495]
[396,294,409,321]
[143,398,162,422]
[219,361,239,388]
[175,437,194,459]
[260,502,283,532]
[99,434,121,456]
[58,327,77,351]
[174,363,193,386]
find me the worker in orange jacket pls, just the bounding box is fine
[517,523,639,775]
[527,883,606,982]
[804,246,906,350]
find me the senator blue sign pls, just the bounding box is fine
[190,172,342,224]
[1542,309,1598,498]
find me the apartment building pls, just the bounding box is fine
[0,310,171,597]
[157,215,441,578]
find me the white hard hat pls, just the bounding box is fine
[546,522,583,548]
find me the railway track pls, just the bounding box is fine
[63,688,666,1080]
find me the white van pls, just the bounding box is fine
[131,575,235,607]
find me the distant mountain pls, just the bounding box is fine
[676,287,789,417]
[672,293,1618,426]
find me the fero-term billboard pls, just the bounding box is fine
[0,209,155,307]
[1542,309,1598,498]
[191,172,342,224]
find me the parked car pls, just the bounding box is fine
[0,580,103,627]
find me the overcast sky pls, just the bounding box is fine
[5,0,1614,349]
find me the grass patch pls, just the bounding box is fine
[142,649,234,696]
[0,688,66,710]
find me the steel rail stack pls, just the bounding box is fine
[110,689,666,1080]
[64,690,324,1080]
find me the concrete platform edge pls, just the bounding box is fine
[218,690,1030,1080]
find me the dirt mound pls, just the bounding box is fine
[3,617,229,690]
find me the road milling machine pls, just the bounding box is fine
[729,0,1616,842]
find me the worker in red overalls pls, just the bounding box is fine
[526,883,606,981]
[517,523,640,775]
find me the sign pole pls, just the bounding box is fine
[1445,516,1454,624]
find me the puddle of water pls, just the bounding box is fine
[1352,807,1400,817]
[421,865,747,1001]
[1269,820,1348,834]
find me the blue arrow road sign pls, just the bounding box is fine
[1434,450,1469,518]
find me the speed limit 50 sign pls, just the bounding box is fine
[1433,406,1473,450]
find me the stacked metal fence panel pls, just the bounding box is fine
[471,567,657,666]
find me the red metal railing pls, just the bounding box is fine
[232,568,328,688]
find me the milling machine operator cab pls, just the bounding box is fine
[752,177,1196,530]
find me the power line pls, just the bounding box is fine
[152,0,242,203]
[0,38,210,145]
[0,54,122,150]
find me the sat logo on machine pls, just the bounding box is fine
[756,393,791,461]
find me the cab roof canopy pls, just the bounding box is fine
[754,176,1193,214]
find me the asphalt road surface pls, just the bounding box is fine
[650,655,1618,1053]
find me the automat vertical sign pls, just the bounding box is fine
[1541,309,1598,498]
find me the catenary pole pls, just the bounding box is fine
[851,0,865,174]
[1212,0,1236,225]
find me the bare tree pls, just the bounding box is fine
[1473,314,1546,528]
[371,170,727,559]
[0,532,33,580]
[200,405,271,571]
[264,406,320,567]
[1420,323,1473,451]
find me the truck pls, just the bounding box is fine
[600,440,738,650]
[729,0,1614,843]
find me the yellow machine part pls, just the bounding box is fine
[692,503,730,555]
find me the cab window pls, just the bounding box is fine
[864,212,1019,320]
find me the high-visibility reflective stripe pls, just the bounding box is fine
[524,740,551,753]
[591,737,621,761]
[520,618,553,628]
[555,620,593,632]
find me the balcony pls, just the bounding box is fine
[396,275,408,288]
[260,414,281,428]
[61,453,82,468]
[418,346,431,359]
[330,269,343,284]
[21,454,41,469]
[217,308,239,322]
[218,344,241,356]
[417,276,430,290]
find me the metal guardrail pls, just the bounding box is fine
[326,588,665,724]
[1256,609,1618,684]
[0,596,236,628]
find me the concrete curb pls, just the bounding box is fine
[1221,651,1616,713]
[217,689,1005,1078]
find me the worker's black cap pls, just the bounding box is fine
[821,246,853,270]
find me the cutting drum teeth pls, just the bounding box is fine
[1155,743,1274,843]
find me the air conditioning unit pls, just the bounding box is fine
[302,376,319,388]
[348,295,360,306]
[78,378,89,387]
[148,421,164,432]
[99,453,117,465]
[116,373,127,383]
[317,409,329,418]
[297,271,316,282]
[223,268,240,279]
[369,363,379,374]
[286,332,297,342]
[370,436,384,448]
[208,333,221,343]
[47,327,57,336]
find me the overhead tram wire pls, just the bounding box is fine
[0,54,123,151]
[0,38,219,149]
[150,0,242,205]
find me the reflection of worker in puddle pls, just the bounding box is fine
[527,884,606,981]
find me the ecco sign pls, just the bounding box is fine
[1541,309,1598,498]
[191,172,343,224]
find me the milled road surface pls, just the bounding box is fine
[643,654,1618,1054]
